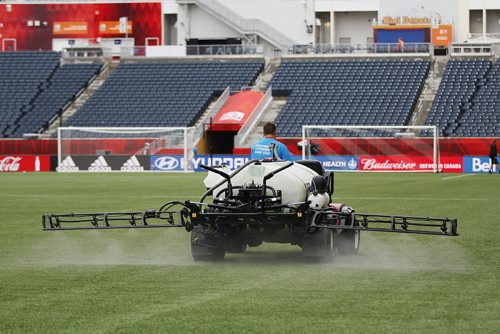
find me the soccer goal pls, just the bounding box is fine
[301,125,440,172]
[57,127,196,172]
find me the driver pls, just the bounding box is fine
[250,122,292,161]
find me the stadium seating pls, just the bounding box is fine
[453,61,500,137]
[424,59,496,137]
[269,60,429,137]
[66,61,264,127]
[0,51,101,138]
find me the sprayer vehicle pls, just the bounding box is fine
[42,158,458,261]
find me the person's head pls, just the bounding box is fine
[263,122,277,138]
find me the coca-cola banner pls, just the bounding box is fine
[0,156,50,172]
[359,156,463,172]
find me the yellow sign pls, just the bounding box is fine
[382,16,432,26]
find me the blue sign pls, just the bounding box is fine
[312,155,359,171]
[151,155,183,171]
[151,155,251,172]
[463,156,497,173]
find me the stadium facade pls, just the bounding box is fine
[0,0,499,53]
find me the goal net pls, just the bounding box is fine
[57,127,195,172]
[301,125,440,172]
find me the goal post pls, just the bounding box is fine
[301,125,440,173]
[57,127,196,172]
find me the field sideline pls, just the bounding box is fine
[1,172,499,332]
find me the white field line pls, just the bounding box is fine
[3,194,489,201]
[335,196,489,202]
[442,174,476,180]
[0,194,197,199]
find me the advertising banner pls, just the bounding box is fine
[0,155,50,172]
[99,21,132,35]
[313,156,359,171]
[431,24,453,47]
[463,156,497,173]
[57,155,149,172]
[53,22,88,35]
[358,156,463,172]
[151,155,251,172]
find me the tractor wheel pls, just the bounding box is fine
[336,229,360,255]
[301,228,336,262]
[225,239,247,253]
[191,226,225,261]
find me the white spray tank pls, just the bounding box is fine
[204,161,330,207]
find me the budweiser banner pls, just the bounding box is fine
[0,156,50,172]
[359,156,463,172]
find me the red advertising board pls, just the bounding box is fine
[358,156,463,172]
[0,156,50,172]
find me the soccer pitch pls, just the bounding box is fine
[0,172,499,332]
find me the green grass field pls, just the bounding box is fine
[1,172,499,333]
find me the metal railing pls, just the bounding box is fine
[234,86,272,148]
[178,0,295,50]
[62,47,113,59]
[186,44,263,56]
[449,43,494,56]
[120,46,146,58]
[291,43,431,55]
[191,86,231,148]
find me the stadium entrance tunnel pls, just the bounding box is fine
[205,130,237,154]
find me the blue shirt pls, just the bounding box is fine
[251,137,292,161]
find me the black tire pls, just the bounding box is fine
[336,229,360,255]
[191,226,226,261]
[225,239,247,253]
[301,228,336,262]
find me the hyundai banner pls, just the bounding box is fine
[151,155,251,171]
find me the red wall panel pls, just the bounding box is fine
[279,137,499,157]
[0,2,162,50]
[0,138,497,156]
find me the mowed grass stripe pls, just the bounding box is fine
[0,172,499,332]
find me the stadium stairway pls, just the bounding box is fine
[409,57,447,126]
[235,57,287,147]
[44,60,117,136]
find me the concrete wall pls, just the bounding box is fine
[486,10,500,33]
[315,0,379,12]
[334,11,377,45]
[188,5,241,39]
[170,0,500,47]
